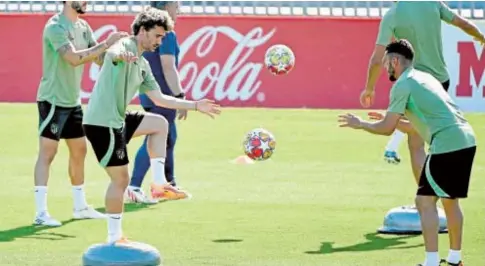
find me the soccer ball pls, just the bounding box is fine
[243,128,276,161]
[264,44,295,75]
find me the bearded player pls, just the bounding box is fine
[82,7,220,243]
[360,1,485,169]
[34,1,128,226]
[341,40,476,266]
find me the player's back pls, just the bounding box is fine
[398,69,475,154]
[391,1,454,83]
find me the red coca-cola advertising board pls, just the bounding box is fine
[12,13,485,110]
[0,14,395,109]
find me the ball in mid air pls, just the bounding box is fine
[243,128,276,161]
[264,44,295,76]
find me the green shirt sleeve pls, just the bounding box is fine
[139,60,160,94]
[387,82,410,115]
[85,23,97,48]
[45,23,70,51]
[438,1,456,23]
[376,11,393,46]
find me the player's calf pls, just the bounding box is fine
[133,113,191,200]
[105,166,131,243]
[33,137,60,226]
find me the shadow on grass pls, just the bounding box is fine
[305,232,424,255]
[212,239,243,243]
[0,203,153,243]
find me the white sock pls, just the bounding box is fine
[447,250,461,264]
[150,158,168,185]
[72,185,89,210]
[385,130,406,151]
[424,252,440,266]
[107,213,123,243]
[34,186,48,215]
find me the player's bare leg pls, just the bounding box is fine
[415,195,440,266]
[131,113,190,201]
[66,137,105,219]
[407,132,426,185]
[441,198,464,265]
[384,130,405,164]
[33,137,62,226]
[105,165,130,243]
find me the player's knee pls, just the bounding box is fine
[415,196,435,211]
[38,143,58,165]
[152,115,168,135]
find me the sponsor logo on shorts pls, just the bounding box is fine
[116,149,125,160]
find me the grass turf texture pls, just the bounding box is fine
[0,103,483,266]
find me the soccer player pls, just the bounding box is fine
[34,0,128,226]
[339,40,476,266]
[127,1,185,204]
[360,1,485,166]
[82,7,220,243]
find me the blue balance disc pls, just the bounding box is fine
[377,205,448,235]
[82,241,162,266]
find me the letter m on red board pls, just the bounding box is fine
[456,42,485,97]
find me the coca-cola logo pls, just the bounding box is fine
[82,24,276,103]
[179,26,275,102]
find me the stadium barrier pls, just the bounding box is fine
[0,14,484,111]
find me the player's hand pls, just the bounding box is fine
[115,51,138,63]
[360,89,375,108]
[338,113,363,129]
[195,99,221,119]
[106,31,129,47]
[367,111,385,121]
[474,37,485,46]
[178,109,188,120]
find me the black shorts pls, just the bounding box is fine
[417,146,476,199]
[37,101,85,141]
[83,111,145,168]
[442,80,450,92]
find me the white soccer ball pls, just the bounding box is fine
[243,128,276,161]
[264,44,295,76]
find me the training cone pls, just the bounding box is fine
[231,155,255,165]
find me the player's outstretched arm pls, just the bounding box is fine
[451,16,485,44]
[368,111,416,134]
[439,1,485,44]
[338,112,401,136]
[145,90,221,119]
[58,42,108,67]
[50,27,128,67]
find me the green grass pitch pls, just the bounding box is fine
[0,103,483,266]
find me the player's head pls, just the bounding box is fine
[62,1,87,15]
[383,39,414,82]
[132,7,174,52]
[150,1,180,22]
